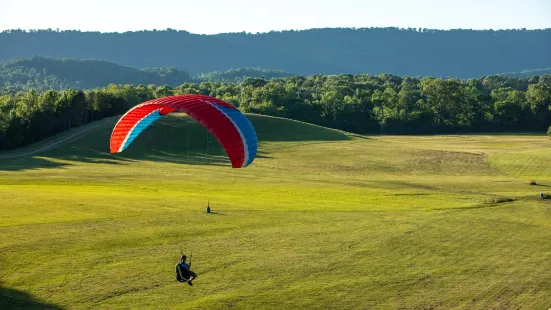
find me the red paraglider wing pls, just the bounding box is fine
[109,94,258,168]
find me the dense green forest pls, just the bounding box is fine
[2,28,550,78]
[0,57,192,91]
[496,68,551,78]
[195,68,294,83]
[1,73,550,151]
[0,57,294,91]
[1,57,549,93]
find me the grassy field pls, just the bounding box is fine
[0,113,550,309]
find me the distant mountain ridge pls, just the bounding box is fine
[2,28,550,78]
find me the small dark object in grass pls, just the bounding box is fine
[493,197,515,204]
[530,180,537,185]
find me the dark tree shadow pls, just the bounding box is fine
[0,150,232,171]
[0,157,71,171]
[0,286,64,309]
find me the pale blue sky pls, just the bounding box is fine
[1,0,550,34]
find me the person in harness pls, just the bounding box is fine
[176,254,197,286]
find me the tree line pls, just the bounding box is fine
[1,73,550,151]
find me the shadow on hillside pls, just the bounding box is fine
[0,147,274,172]
[0,151,222,171]
[0,286,64,309]
[0,149,138,172]
[0,156,70,171]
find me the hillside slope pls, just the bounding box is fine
[2,28,550,78]
[0,57,192,91]
[0,112,353,168]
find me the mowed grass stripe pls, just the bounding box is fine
[489,149,551,179]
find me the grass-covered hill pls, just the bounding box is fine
[2,28,551,78]
[1,113,550,308]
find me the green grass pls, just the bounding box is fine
[1,114,550,309]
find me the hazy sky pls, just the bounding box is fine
[1,0,550,34]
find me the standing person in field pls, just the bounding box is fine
[176,254,197,286]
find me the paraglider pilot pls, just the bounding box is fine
[176,254,197,286]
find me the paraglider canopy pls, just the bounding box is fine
[109,94,258,168]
